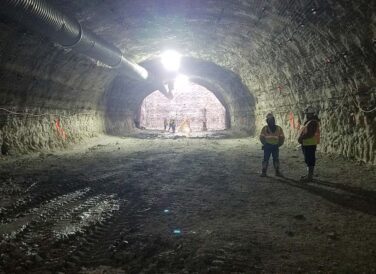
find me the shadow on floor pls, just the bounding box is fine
[272,176,376,216]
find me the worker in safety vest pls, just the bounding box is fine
[259,113,285,177]
[168,118,176,133]
[298,106,320,182]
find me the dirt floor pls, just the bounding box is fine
[0,134,376,273]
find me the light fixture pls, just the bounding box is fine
[161,50,181,71]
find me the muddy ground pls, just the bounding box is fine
[0,135,376,273]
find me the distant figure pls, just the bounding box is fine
[298,106,320,182]
[202,120,207,131]
[134,118,140,129]
[179,118,192,135]
[202,108,208,131]
[168,118,176,133]
[163,118,168,131]
[259,113,285,177]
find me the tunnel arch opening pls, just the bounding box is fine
[105,57,255,137]
[138,80,227,132]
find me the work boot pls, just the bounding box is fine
[300,166,314,182]
[275,169,283,177]
[260,169,267,177]
[273,160,283,177]
[260,161,268,177]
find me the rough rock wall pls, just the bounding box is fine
[247,1,376,164]
[0,22,115,155]
[104,76,142,136]
[0,110,104,155]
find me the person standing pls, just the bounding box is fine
[202,108,208,131]
[298,106,320,182]
[169,118,176,133]
[260,113,285,177]
[202,120,207,131]
[163,118,168,131]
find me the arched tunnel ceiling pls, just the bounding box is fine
[48,0,376,103]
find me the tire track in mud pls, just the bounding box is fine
[54,150,193,272]
[0,169,131,272]
[0,162,131,219]
[0,176,91,221]
[1,145,274,273]
[1,188,92,238]
[0,152,157,273]
[62,155,171,267]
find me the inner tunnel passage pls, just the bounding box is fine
[140,80,226,132]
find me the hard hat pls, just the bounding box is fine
[304,106,315,114]
[266,113,274,119]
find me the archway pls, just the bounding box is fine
[139,79,226,132]
[105,58,255,136]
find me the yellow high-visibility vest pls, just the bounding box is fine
[260,125,284,145]
[301,120,320,146]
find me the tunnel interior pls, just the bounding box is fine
[0,0,376,273]
[0,0,374,162]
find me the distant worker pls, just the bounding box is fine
[163,118,168,131]
[202,108,208,131]
[169,118,176,133]
[202,120,207,131]
[298,106,320,182]
[259,113,285,177]
[179,118,192,135]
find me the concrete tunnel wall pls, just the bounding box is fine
[0,0,375,164]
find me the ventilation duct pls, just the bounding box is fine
[0,0,171,98]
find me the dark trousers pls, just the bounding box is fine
[263,143,279,164]
[302,145,316,167]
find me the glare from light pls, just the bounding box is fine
[174,74,189,89]
[161,50,181,71]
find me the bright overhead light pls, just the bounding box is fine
[161,50,181,71]
[174,74,189,89]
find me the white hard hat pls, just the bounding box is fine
[304,106,315,114]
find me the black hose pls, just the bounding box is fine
[0,0,147,79]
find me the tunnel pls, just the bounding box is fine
[0,0,375,273]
